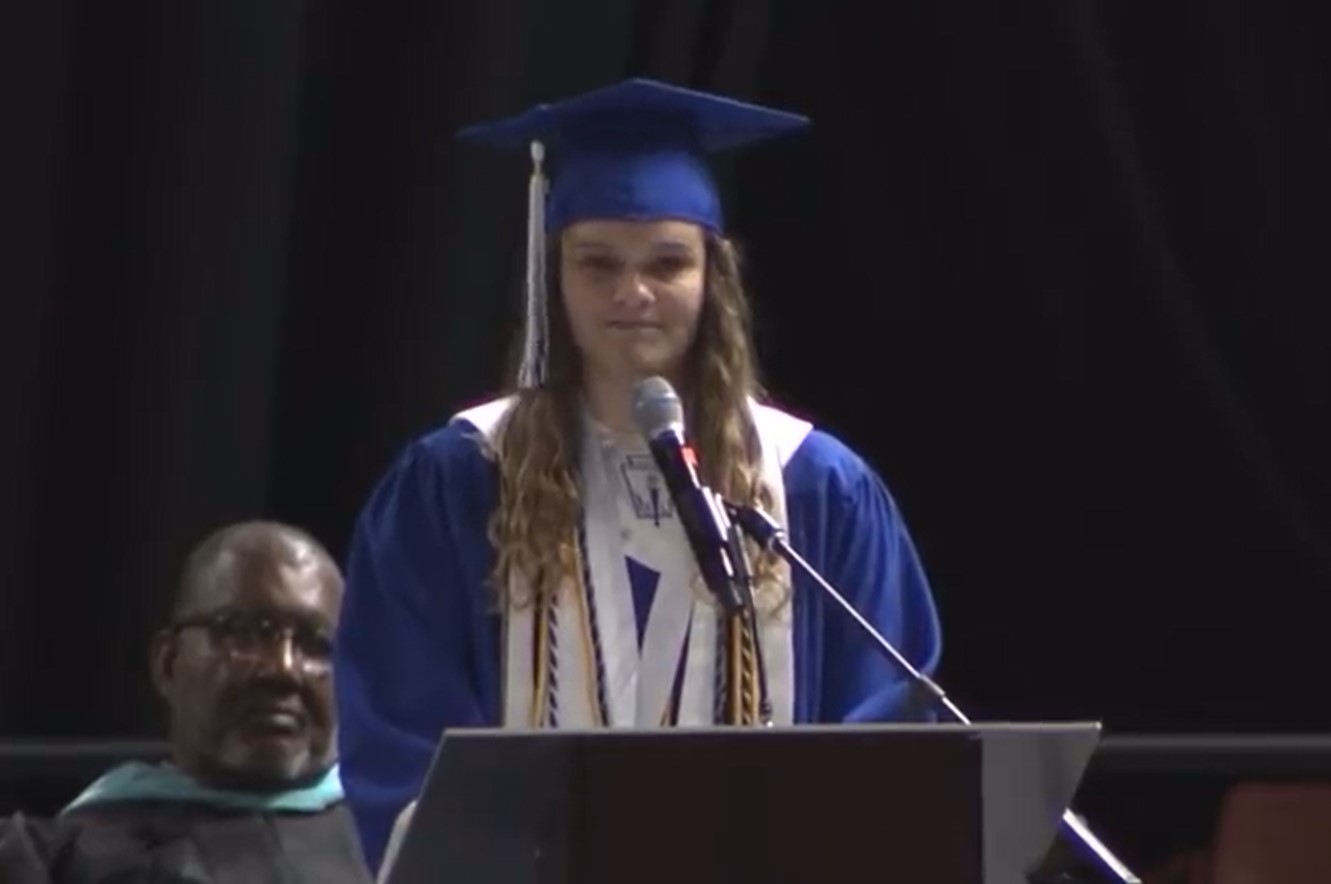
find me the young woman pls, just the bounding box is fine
[332,79,944,872]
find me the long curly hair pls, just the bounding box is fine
[483,230,784,613]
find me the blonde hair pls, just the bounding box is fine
[484,232,783,612]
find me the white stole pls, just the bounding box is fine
[454,395,812,729]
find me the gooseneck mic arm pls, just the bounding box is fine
[723,498,1142,884]
[724,501,967,723]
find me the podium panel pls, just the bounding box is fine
[385,723,1100,884]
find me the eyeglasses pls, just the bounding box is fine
[171,610,334,676]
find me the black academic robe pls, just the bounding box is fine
[0,813,68,884]
[0,802,373,884]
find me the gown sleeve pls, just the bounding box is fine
[793,432,944,723]
[333,425,500,873]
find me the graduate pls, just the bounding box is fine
[334,78,945,873]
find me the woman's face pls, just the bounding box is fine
[559,218,706,388]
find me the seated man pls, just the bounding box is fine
[6,521,373,883]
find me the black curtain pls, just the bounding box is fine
[3,0,1328,742]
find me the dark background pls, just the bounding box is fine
[3,0,1328,870]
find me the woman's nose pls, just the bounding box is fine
[612,272,654,307]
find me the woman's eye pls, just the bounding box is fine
[580,256,619,273]
[649,256,692,277]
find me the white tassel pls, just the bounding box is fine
[518,140,549,389]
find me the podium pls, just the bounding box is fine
[384,722,1101,884]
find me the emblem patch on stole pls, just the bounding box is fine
[619,454,673,525]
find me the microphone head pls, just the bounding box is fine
[631,376,685,438]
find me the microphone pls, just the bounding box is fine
[630,377,744,615]
[631,376,774,725]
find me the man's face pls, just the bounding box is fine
[152,551,341,791]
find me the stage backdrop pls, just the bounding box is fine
[2,0,1327,740]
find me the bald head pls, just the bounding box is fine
[174,521,341,621]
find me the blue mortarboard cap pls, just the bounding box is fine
[457,79,810,389]
[458,78,810,232]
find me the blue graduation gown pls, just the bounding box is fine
[334,414,944,871]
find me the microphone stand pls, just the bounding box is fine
[722,499,1142,884]
[711,488,774,727]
